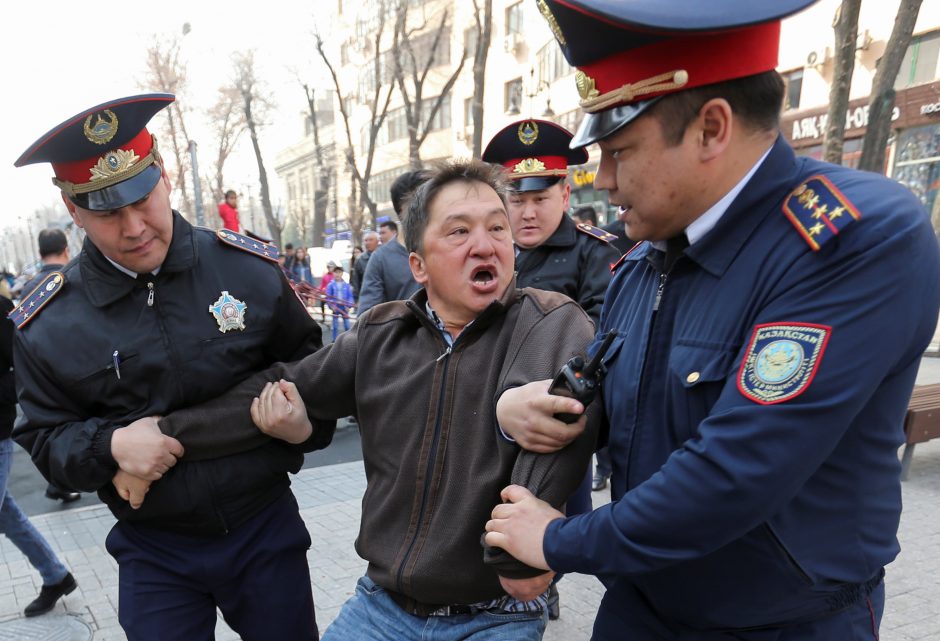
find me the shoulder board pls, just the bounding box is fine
[216,229,279,262]
[8,272,65,329]
[610,241,645,274]
[576,223,618,244]
[781,174,861,251]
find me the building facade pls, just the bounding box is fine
[276,0,940,247]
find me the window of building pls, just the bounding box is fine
[506,2,523,36]
[893,123,940,223]
[536,41,572,85]
[368,165,409,206]
[505,77,522,114]
[783,69,803,111]
[464,26,478,60]
[464,97,473,127]
[557,108,582,134]
[894,30,940,89]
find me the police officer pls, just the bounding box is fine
[11,94,334,641]
[483,118,620,619]
[485,2,940,640]
[482,119,619,326]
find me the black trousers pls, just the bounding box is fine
[106,491,318,641]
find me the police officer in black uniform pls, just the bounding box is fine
[483,119,619,620]
[482,119,619,326]
[11,94,333,641]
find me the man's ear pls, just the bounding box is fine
[409,251,428,285]
[696,98,733,162]
[61,192,83,228]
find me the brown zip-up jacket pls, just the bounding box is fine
[161,279,599,605]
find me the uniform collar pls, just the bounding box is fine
[408,275,519,343]
[516,212,576,251]
[79,211,198,307]
[684,136,799,277]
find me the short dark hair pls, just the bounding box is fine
[572,206,597,226]
[285,243,294,251]
[332,265,344,273]
[379,220,398,234]
[648,71,785,146]
[390,170,432,216]
[37,228,68,258]
[224,189,237,199]
[404,159,509,254]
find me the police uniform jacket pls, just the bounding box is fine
[13,213,334,535]
[514,213,620,324]
[543,138,940,633]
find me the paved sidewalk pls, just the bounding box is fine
[1,445,939,640]
[2,355,939,639]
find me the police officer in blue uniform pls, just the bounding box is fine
[483,118,620,619]
[485,2,940,639]
[11,95,334,640]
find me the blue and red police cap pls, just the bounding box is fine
[14,94,175,211]
[482,119,588,192]
[534,0,819,147]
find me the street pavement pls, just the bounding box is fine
[1,358,939,640]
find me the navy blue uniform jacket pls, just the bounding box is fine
[13,214,334,535]
[543,138,940,633]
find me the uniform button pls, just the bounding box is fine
[686,372,700,384]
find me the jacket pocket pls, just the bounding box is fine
[667,341,740,442]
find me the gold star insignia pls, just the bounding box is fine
[809,222,826,236]
[38,291,45,298]
[801,194,819,210]
[828,206,845,220]
[812,204,828,219]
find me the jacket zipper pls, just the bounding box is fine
[396,338,453,593]
[627,262,671,481]
[146,282,154,307]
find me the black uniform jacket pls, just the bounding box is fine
[13,213,333,535]
[514,214,620,324]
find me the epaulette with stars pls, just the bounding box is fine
[575,223,618,244]
[782,175,860,251]
[610,241,644,274]
[216,229,279,262]
[8,272,65,329]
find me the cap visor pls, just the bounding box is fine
[69,164,162,211]
[512,176,565,192]
[570,97,662,148]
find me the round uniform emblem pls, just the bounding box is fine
[754,340,803,384]
[737,323,830,405]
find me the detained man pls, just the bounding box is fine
[158,159,601,641]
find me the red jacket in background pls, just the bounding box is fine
[218,202,240,232]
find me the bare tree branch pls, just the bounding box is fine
[859,0,923,172]
[823,0,862,165]
[232,50,282,246]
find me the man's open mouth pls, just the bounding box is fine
[471,266,495,284]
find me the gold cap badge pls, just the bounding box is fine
[83,109,119,145]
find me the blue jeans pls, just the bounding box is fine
[0,438,69,585]
[332,315,350,341]
[322,576,547,641]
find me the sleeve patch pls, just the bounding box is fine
[782,175,861,251]
[8,272,66,329]
[736,322,830,405]
[217,230,279,262]
[576,223,618,244]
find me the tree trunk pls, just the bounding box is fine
[471,0,493,157]
[859,0,923,173]
[244,95,280,247]
[822,0,861,165]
